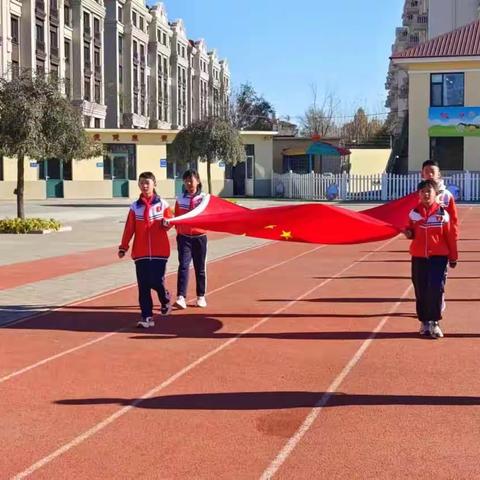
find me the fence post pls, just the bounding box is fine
[464,171,471,202]
[340,172,347,200]
[381,173,388,201]
[288,170,293,199]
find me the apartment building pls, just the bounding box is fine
[0,0,107,127]
[386,0,480,137]
[385,0,429,136]
[1,0,230,131]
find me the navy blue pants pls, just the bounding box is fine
[135,258,170,319]
[411,256,448,324]
[177,234,207,297]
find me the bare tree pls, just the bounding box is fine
[298,85,341,137]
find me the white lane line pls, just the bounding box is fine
[11,238,396,479]
[259,282,413,480]
[1,240,272,329]
[0,243,323,385]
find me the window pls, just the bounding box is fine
[64,1,72,27]
[36,22,44,47]
[83,12,90,32]
[84,77,91,100]
[118,34,123,55]
[50,28,58,49]
[94,81,101,103]
[118,65,123,83]
[140,44,145,63]
[117,5,123,23]
[431,73,464,107]
[84,44,91,69]
[11,16,19,44]
[94,118,101,128]
[11,60,19,78]
[139,16,144,31]
[94,49,100,67]
[133,93,138,114]
[64,40,71,64]
[132,11,137,27]
[162,32,167,45]
[245,144,255,179]
[94,17,100,35]
[0,155,3,181]
[430,137,464,171]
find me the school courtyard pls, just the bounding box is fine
[1,198,480,478]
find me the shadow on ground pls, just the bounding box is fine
[55,391,480,410]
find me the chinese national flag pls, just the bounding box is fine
[169,193,418,245]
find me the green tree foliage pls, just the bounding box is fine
[169,117,244,193]
[0,73,100,218]
[229,83,275,131]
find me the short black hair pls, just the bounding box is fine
[417,178,439,193]
[138,171,156,182]
[422,159,439,169]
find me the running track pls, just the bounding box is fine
[1,206,479,479]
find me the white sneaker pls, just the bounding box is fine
[196,296,207,308]
[175,296,187,309]
[429,321,444,338]
[137,317,154,328]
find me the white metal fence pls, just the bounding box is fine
[271,171,480,202]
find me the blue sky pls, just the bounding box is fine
[160,0,404,123]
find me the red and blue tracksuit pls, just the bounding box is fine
[175,191,207,298]
[408,202,458,324]
[119,194,173,319]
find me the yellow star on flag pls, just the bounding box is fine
[264,225,277,230]
[280,230,293,240]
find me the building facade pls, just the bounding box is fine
[386,0,480,137]
[0,130,276,199]
[392,19,480,172]
[385,0,429,136]
[0,0,230,130]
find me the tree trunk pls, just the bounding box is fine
[206,158,212,194]
[16,153,25,219]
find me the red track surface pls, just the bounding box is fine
[0,231,226,290]
[1,207,479,479]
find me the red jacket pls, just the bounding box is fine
[174,192,207,236]
[119,195,173,260]
[408,202,458,261]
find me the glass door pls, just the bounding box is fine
[111,153,129,197]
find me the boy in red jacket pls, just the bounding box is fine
[406,179,458,338]
[118,171,173,328]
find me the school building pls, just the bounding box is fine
[0,130,276,199]
[392,19,480,172]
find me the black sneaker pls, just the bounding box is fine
[160,303,172,316]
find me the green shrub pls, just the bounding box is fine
[0,217,62,234]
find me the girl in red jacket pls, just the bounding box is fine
[118,171,173,328]
[174,169,207,309]
[406,179,458,338]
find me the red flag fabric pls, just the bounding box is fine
[170,193,419,245]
